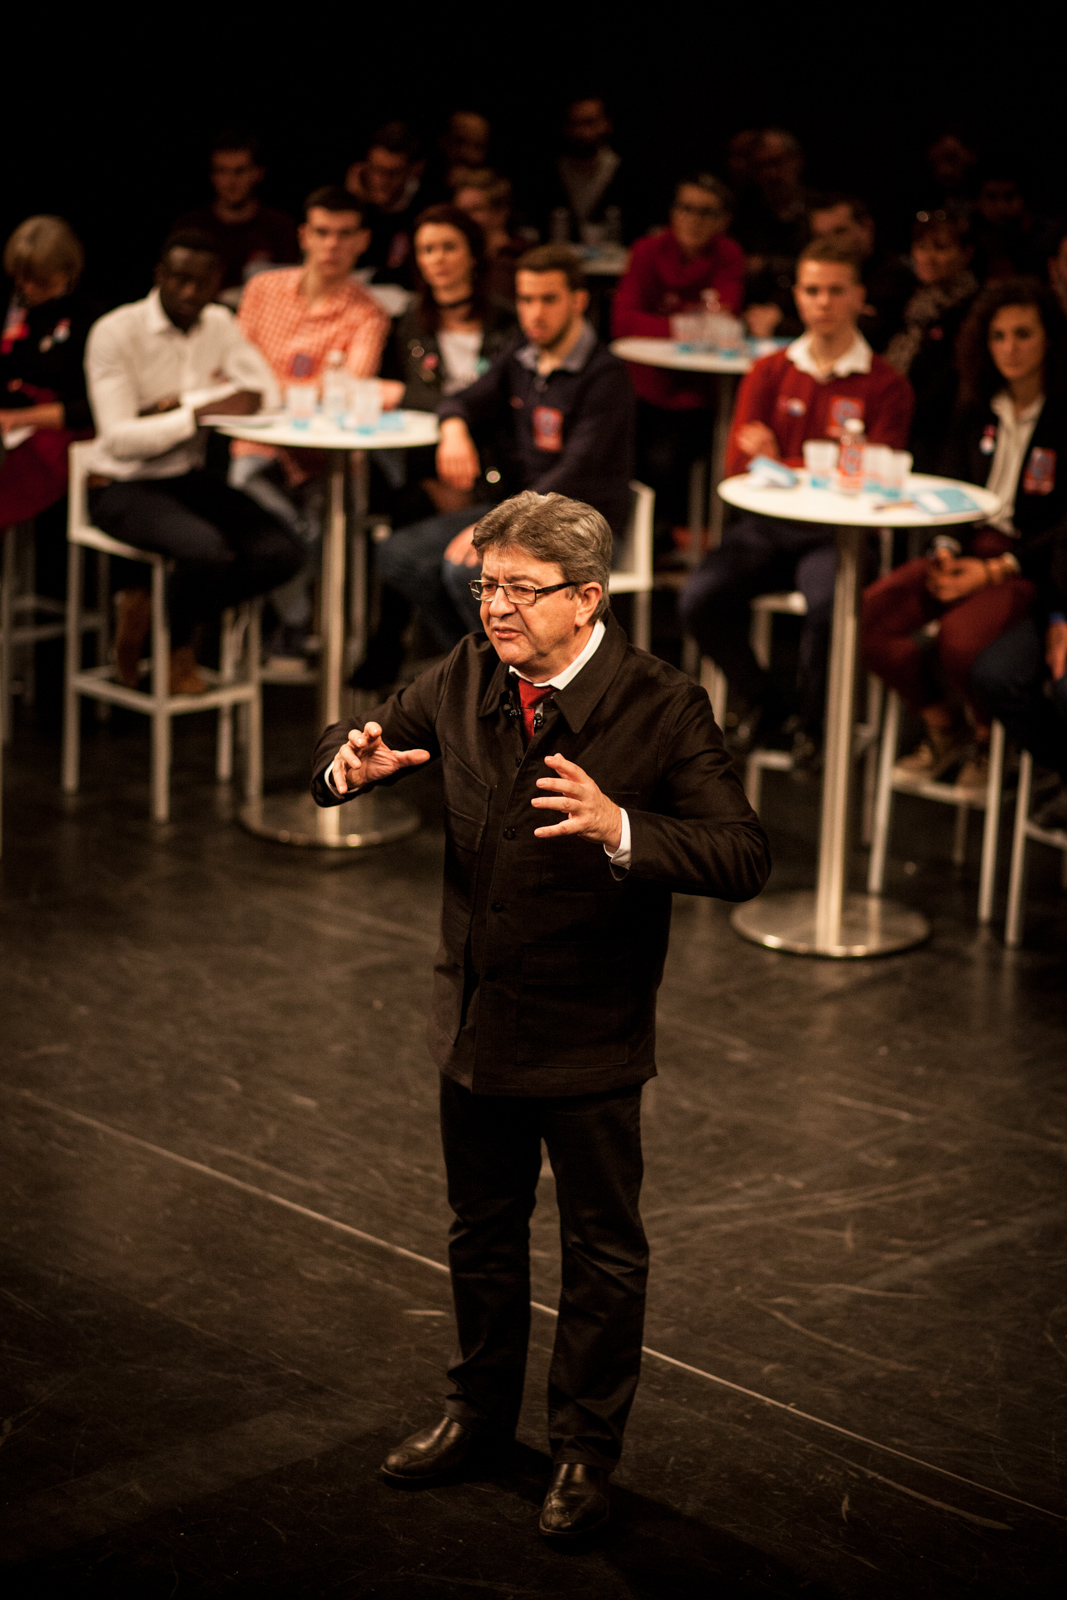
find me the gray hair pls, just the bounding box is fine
[472,491,612,620]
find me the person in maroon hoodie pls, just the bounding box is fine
[612,174,744,530]
[680,238,913,762]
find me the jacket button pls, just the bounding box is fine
[491,901,505,912]
[503,827,516,840]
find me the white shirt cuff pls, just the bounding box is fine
[605,807,631,870]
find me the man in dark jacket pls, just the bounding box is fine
[370,244,634,669]
[313,490,769,1540]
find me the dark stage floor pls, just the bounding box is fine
[1,683,1065,1598]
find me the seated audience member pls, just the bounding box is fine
[807,194,912,352]
[1046,221,1067,315]
[972,166,1044,281]
[345,122,425,285]
[0,216,99,531]
[173,131,299,297]
[864,278,1066,791]
[734,128,810,336]
[367,244,634,678]
[542,96,629,244]
[452,171,527,305]
[884,211,978,472]
[680,239,913,762]
[612,173,744,529]
[919,131,980,213]
[233,186,389,661]
[971,529,1067,830]
[430,111,492,199]
[84,230,301,694]
[358,205,516,685]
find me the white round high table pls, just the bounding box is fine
[218,410,439,848]
[610,336,761,547]
[719,471,1001,958]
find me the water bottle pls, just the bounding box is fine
[836,417,866,494]
[321,350,348,422]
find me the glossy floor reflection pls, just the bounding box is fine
[1,690,1065,1597]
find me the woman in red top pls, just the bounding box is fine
[612,174,745,530]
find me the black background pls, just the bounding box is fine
[6,16,1064,308]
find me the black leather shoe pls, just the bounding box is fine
[539,1463,610,1538]
[380,1416,477,1484]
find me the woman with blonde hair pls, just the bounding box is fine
[0,215,99,524]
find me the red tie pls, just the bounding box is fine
[517,679,554,742]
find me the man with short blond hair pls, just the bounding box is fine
[313,489,769,1539]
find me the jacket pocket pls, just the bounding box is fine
[443,744,491,855]
[516,941,639,1067]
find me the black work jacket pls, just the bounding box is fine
[388,301,516,414]
[437,326,635,537]
[943,395,1067,611]
[312,616,769,1097]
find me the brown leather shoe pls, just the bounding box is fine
[113,588,151,688]
[539,1462,610,1539]
[169,645,209,696]
[380,1416,477,1484]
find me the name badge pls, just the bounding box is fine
[777,395,806,417]
[532,405,564,452]
[827,396,864,437]
[1023,446,1056,495]
[979,425,997,455]
[289,351,315,378]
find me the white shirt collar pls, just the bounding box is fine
[144,285,198,338]
[990,389,1044,426]
[787,330,873,381]
[509,617,605,690]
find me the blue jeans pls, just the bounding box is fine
[969,619,1067,779]
[376,504,494,653]
[679,514,836,729]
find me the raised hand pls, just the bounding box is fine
[329,721,430,794]
[531,752,622,850]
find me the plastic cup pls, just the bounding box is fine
[802,440,838,488]
[883,450,913,498]
[863,444,893,494]
[345,378,382,433]
[285,383,318,428]
[670,312,705,348]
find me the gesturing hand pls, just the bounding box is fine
[736,420,780,461]
[329,721,430,794]
[532,752,622,851]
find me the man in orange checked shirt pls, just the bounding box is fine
[232,185,390,662]
[680,238,913,766]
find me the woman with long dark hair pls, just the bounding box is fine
[358,205,515,689]
[862,277,1067,789]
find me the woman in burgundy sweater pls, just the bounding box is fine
[612,174,745,529]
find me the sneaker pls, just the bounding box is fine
[894,730,964,783]
[955,748,990,793]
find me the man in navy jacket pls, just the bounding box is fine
[366,245,634,678]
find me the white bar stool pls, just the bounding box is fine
[2,519,109,743]
[62,441,263,824]
[867,694,1007,924]
[1005,750,1067,947]
[608,481,655,652]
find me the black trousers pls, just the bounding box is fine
[679,512,837,731]
[439,1076,647,1471]
[91,473,303,648]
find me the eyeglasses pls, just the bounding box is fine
[468,579,575,606]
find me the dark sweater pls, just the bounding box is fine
[942,395,1067,614]
[0,288,100,430]
[438,323,635,536]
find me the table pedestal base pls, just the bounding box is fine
[731,890,929,958]
[239,790,420,850]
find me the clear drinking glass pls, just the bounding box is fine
[346,378,382,433]
[285,383,318,426]
[863,444,892,493]
[883,450,913,497]
[802,439,838,488]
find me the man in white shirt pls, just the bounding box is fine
[84,230,302,693]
